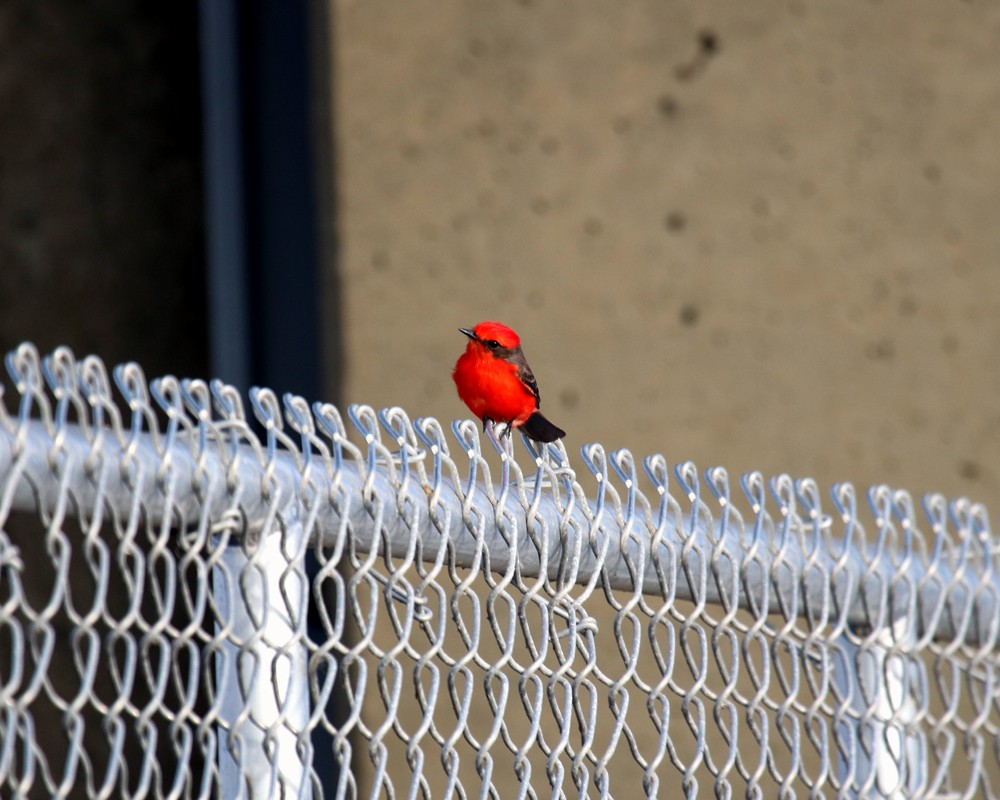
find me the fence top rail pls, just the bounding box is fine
[2,342,998,649]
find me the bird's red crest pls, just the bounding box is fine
[472,321,520,348]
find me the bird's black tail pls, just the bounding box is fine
[520,411,565,443]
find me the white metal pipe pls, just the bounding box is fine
[215,518,312,799]
[1,418,997,649]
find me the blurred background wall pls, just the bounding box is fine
[0,2,206,379]
[332,0,1000,504]
[2,1,999,508]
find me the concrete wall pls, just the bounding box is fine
[0,2,205,378]
[331,0,1000,505]
[3,0,996,518]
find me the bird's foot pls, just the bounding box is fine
[484,417,513,439]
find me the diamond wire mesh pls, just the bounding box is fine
[0,342,999,799]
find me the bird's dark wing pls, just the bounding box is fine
[509,349,541,404]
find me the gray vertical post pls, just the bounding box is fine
[215,519,312,799]
[198,0,252,390]
[836,617,924,798]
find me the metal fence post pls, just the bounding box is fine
[215,516,312,799]
[835,617,923,798]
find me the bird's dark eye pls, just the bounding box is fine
[485,340,500,350]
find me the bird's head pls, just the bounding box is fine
[458,321,522,354]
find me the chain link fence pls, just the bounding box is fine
[1,342,998,798]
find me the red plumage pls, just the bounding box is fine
[452,321,565,443]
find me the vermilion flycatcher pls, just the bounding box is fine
[452,321,566,443]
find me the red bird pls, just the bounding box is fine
[452,321,566,443]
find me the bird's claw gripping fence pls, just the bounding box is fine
[0,343,998,799]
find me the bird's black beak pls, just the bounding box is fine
[458,327,476,340]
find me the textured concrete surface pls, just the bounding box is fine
[0,2,206,379]
[331,0,1000,506]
